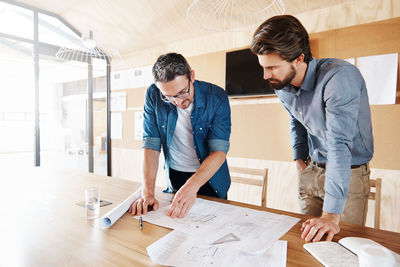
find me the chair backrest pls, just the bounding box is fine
[229,167,268,207]
[368,178,382,229]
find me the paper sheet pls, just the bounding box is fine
[110,112,122,139]
[141,193,299,253]
[141,197,239,234]
[357,53,398,105]
[203,208,299,253]
[100,187,142,228]
[110,91,126,111]
[147,230,288,267]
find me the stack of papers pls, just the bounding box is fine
[143,192,300,267]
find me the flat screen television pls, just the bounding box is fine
[225,48,275,97]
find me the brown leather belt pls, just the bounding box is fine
[314,162,366,169]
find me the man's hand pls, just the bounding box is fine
[296,159,308,171]
[168,182,199,218]
[301,212,340,242]
[129,195,159,216]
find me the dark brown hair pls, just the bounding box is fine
[152,53,191,83]
[250,15,312,63]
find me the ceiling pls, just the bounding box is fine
[14,0,356,57]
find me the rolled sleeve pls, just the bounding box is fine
[207,93,231,152]
[142,85,162,152]
[142,137,161,152]
[208,139,230,154]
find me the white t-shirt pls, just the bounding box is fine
[169,103,201,172]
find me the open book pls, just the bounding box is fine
[303,237,400,267]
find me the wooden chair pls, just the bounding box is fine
[368,178,382,229]
[229,167,268,207]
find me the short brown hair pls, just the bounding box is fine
[152,53,191,83]
[250,15,312,63]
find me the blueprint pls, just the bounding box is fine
[147,230,288,267]
[141,191,300,253]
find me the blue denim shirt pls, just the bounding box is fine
[142,80,231,198]
[276,58,374,214]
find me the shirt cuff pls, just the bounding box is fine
[142,137,161,152]
[208,139,230,154]
[322,191,346,214]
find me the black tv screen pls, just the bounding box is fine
[225,48,275,97]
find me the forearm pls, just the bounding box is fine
[289,115,309,161]
[186,151,226,191]
[142,148,160,196]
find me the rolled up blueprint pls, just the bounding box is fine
[100,187,142,228]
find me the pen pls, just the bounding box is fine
[139,215,143,230]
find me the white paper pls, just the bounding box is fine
[357,53,398,105]
[141,195,299,253]
[110,91,126,111]
[141,197,239,234]
[100,187,142,228]
[110,112,122,139]
[111,71,123,90]
[204,208,299,253]
[147,230,288,267]
[134,111,143,140]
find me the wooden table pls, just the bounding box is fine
[0,167,399,266]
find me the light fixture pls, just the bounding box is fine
[56,29,121,65]
[186,0,286,32]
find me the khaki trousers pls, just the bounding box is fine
[298,163,370,225]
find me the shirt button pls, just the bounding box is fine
[162,125,165,128]
[198,158,201,161]
[299,112,302,115]
[199,127,202,130]
[192,131,194,134]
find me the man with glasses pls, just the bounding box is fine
[129,53,231,218]
[251,15,373,242]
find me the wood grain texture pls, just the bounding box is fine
[0,167,399,266]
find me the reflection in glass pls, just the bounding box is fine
[0,2,33,40]
[39,56,107,175]
[0,37,34,169]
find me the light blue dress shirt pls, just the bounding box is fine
[276,58,374,214]
[142,80,231,198]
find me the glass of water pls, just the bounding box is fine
[85,187,100,220]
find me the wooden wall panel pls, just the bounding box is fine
[126,87,146,108]
[188,51,226,89]
[229,103,292,161]
[370,105,400,169]
[111,111,142,150]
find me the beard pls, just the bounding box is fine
[268,66,296,90]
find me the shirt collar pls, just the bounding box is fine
[281,57,317,95]
[299,57,317,92]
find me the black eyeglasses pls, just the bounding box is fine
[160,79,191,103]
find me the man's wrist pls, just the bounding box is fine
[186,176,202,192]
[321,211,341,224]
[142,185,155,197]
